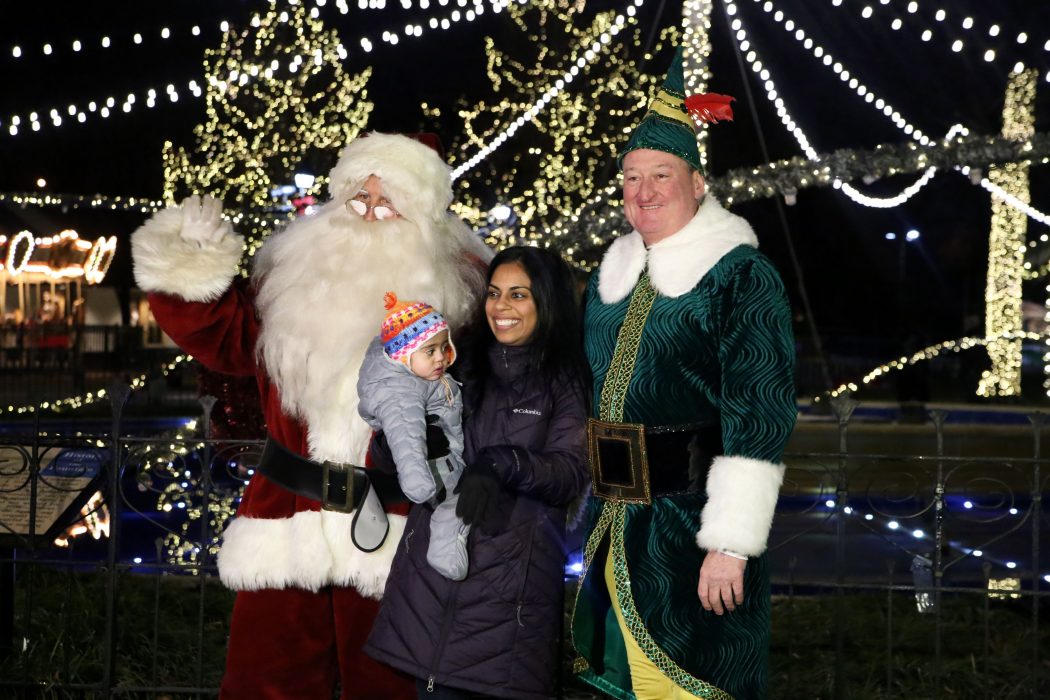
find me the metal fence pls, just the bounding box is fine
[0,389,1046,699]
[0,325,185,410]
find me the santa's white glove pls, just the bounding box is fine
[179,195,232,249]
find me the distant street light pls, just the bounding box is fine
[489,204,513,222]
[906,229,920,241]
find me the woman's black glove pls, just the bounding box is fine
[455,459,502,531]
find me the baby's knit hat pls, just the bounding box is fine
[380,292,451,365]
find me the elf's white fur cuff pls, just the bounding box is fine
[131,206,244,302]
[217,510,406,600]
[696,455,785,557]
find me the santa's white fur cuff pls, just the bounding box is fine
[696,455,785,557]
[217,510,407,600]
[131,206,244,302]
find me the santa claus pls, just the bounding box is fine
[131,133,490,699]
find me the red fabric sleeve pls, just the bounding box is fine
[147,277,259,377]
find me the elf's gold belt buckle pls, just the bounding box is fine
[587,418,651,505]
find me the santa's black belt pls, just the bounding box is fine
[257,437,408,513]
[587,419,722,505]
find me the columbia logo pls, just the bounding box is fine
[513,407,542,416]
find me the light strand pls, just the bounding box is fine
[0,356,195,416]
[826,0,1050,71]
[4,80,204,137]
[817,331,1043,401]
[450,0,638,179]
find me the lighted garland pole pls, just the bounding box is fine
[978,68,1037,398]
[162,0,373,262]
[681,0,713,169]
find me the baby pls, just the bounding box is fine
[357,292,470,581]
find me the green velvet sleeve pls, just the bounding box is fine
[713,253,797,463]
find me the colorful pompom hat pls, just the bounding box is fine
[380,292,456,367]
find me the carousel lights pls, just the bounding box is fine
[84,236,118,284]
[4,230,35,274]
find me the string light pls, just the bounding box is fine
[827,0,1050,71]
[0,355,195,416]
[450,1,637,181]
[4,80,205,138]
[743,0,1050,228]
[3,2,516,137]
[746,0,945,208]
[748,5,1047,397]
[6,21,219,60]
[362,0,525,50]
[816,331,1043,401]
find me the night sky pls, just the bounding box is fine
[1,0,1048,367]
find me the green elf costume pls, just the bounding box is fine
[571,48,796,699]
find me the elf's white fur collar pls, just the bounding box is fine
[597,196,758,304]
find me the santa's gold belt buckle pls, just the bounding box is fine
[587,418,651,505]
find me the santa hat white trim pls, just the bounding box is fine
[328,132,452,227]
[217,510,407,600]
[131,205,244,302]
[695,455,784,557]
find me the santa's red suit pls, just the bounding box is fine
[131,133,490,699]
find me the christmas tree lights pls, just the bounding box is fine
[162,0,373,261]
[448,0,676,269]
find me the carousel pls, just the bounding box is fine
[1,229,117,355]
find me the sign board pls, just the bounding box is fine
[0,446,107,546]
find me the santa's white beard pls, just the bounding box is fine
[254,204,481,463]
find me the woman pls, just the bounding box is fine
[365,246,591,699]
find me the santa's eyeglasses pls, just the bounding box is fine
[345,195,400,220]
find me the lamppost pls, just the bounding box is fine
[885,229,921,286]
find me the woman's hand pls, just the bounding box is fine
[455,460,502,531]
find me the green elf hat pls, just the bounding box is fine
[617,46,735,173]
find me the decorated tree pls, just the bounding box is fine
[162,0,373,257]
[446,0,679,269]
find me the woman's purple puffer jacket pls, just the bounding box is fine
[365,342,588,699]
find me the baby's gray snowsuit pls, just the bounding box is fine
[357,336,469,580]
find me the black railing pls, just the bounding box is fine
[0,389,1047,698]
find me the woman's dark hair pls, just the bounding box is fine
[458,246,591,409]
